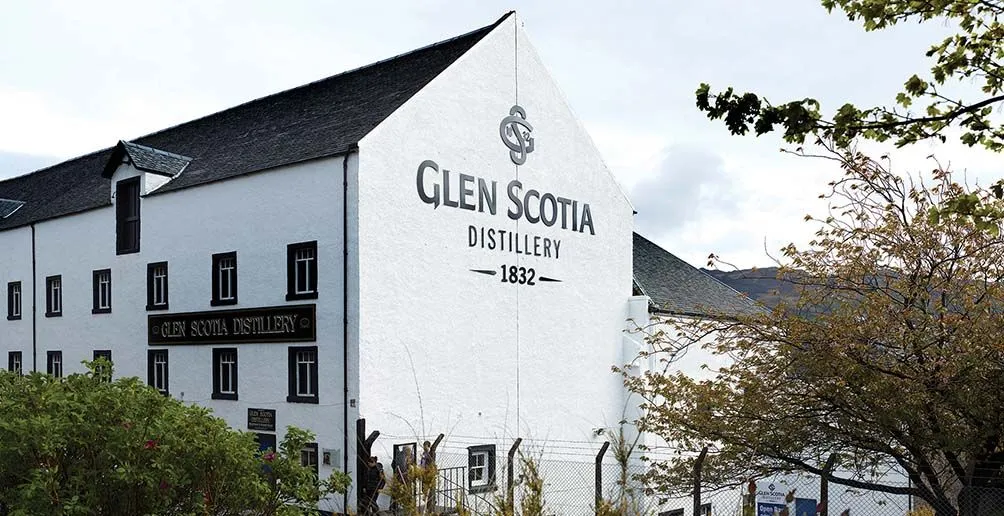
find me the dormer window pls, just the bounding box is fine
[116,177,141,254]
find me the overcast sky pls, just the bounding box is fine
[2,1,1002,268]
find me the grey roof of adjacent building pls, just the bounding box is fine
[633,232,763,319]
[0,12,512,231]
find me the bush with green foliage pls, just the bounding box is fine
[0,359,349,515]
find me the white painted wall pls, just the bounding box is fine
[0,226,34,369]
[1,156,356,513]
[355,12,634,482]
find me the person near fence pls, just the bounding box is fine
[420,441,435,513]
[361,455,385,515]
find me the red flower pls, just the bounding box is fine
[263,451,276,462]
[144,439,158,450]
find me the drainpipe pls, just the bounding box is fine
[342,149,355,514]
[31,223,37,372]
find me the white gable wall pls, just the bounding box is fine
[356,14,634,462]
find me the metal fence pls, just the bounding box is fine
[360,430,1001,516]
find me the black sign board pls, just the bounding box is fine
[149,304,316,345]
[248,408,276,432]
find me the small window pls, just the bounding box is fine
[148,349,169,395]
[93,350,112,382]
[146,262,169,311]
[116,177,141,254]
[92,269,112,314]
[300,442,319,476]
[211,252,238,306]
[287,346,318,403]
[7,281,21,320]
[7,351,22,375]
[45,275,62,317]
[212,348,238,400]
[47,351,62,378]
[467,445,496,493]
[255,433,277,453]
[286,241,318,300]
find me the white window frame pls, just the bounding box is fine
[218,257,236,301]
[296,349,316,397]
[97,270,111,310]
[10,282,20,318]
[219,351,237,395]
[470,451,489,484]
[9,352,22,375]
[153,266,168,306]
[294,247,315,295]
[47,351,62,377]
[151,350,168,394]
[47,276,61,315]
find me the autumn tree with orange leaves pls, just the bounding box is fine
[627,145,1004,515]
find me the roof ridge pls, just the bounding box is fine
[0,12,515,190]
[128,12,513,151]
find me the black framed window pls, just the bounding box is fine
[212,348,238,400]
[255,433,277,453]
[146,262,169,310]
[45,275,61,317]
[47,351,62,378]
[286,241,318,300]
[6,281,21,320]
[148,349,169,395]
[467,445,496,493]
[116,176,140,254]
[300,442,319,477]
[92,269,112,314]
[211,251,238,306]
[93,350,112,382]
[7,351,22,375]
[287,346,318,403]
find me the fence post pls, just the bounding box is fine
[507,437,522,512]
[430,433,444,462]
[693,446,708,516]
[595,441,611,515]
[819,453,837,516]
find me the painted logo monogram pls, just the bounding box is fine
[499,105,534,165]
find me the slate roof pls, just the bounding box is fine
[633,232,763,319]
[0,12,512,231]
[102,141,192,178]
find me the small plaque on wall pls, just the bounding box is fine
[247,408,276,432]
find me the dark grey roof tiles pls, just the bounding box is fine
[103,141,192,178]
[0,13,511,231]
[633,232,763,319]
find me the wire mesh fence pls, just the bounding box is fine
[361,433,1001,516]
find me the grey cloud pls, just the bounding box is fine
[630,145,738,236]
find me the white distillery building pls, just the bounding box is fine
[0,12,753,515]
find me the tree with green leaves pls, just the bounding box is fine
[698,1,1004,151]
[625,147,1004,515]
[0,359,350,515]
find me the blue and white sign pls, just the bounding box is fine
[756,481,788,516]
